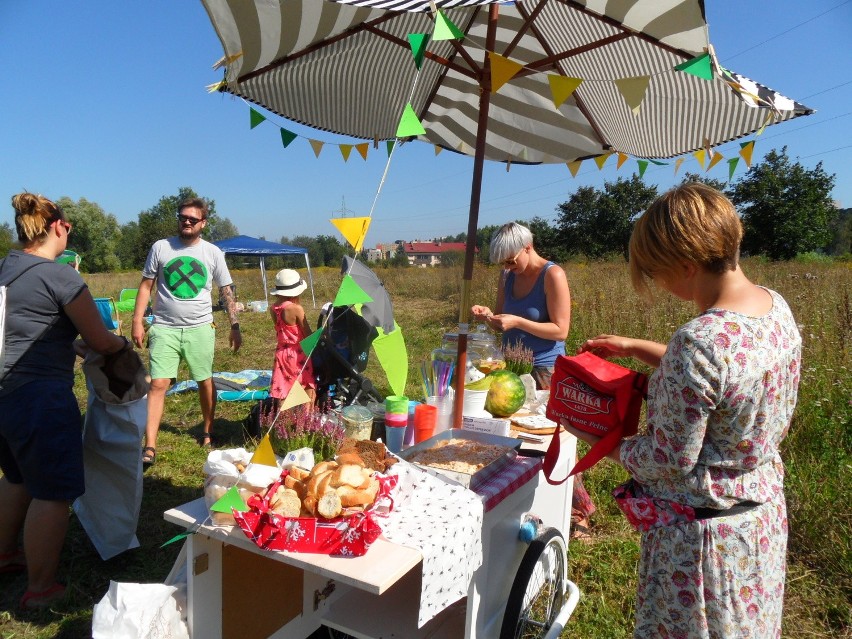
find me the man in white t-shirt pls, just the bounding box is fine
[131,198,241,466]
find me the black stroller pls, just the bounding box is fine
[312,257,395,410]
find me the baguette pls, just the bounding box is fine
[289,466,311,482]
[283,475,306,498]
[312,460,338,476]
[317,489,342,519]
[330,463,367,489]
[337,485,375,507]
[335,452,365,467]
[269,486,301,517]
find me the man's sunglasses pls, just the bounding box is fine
[177,214,204,225]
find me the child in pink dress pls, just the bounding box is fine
[269,269,316,403]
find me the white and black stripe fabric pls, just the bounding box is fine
[201,0,812,163]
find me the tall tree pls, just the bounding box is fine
[679,172,728,192]
[524,216,567,262]
[728,147,837,260]
[827,208,851,256]
[0,222,13,257]
[57,197,122,273]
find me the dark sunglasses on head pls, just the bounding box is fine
[177,213,204,225]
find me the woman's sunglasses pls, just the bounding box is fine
[501,247,524,267]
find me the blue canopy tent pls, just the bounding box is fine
[213,235,316,307]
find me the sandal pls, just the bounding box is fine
[142,446,156,466]
[19,583,66,611]
[0,548,26,574]
[200,433,213,448]
[570,518,594,543]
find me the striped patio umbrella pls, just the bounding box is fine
[201,0,812,424]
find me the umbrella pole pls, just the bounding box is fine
[453,4,498,429]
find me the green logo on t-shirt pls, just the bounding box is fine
[163,256,208,299]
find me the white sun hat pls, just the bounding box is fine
[272,269,307,297]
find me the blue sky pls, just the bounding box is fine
[2,1,850,245]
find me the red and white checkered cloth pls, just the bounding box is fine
[474,455,542,512]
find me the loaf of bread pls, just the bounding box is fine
[268,486,301,518]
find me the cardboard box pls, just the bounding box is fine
[461,416,511,437]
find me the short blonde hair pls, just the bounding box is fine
[11,191,65,245]
[490,222,533,263]
[629,183,742,295]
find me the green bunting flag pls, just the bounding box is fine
[727,157,739,180]
[637,159,649,178]
[408,33,430,70]
[161,531,193,548]
[674,53,713,80]
[333,275,374,307]
[280,128,297,147]
[300,328,323,357]
[433,11,464,41]
[386,140,395,157]
[396,103,426,138]
[210,486,249,513]
[250,108,266,129]
[372,323,408,397]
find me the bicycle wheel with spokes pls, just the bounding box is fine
[499,527,568,639]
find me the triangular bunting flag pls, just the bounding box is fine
[333,274,374,307]
[614,76,651,115]
[206,80,226,94]
[739,141,755,167]
[594,153,611,170]
[212,51,243,71]
[637,159,649,178]
[408,33,430,69]
[280,128,297,148]
[548,75,583,109]
[693,149,707,169]
[250,108,266,129]
[210,486,249,513]
[434,145,443,156]
[674,53,713,80]
[161,531,193,548]
[280,381,312,411]
[251,434,278,467]
[707,150,724,171]
[355,143,369,160]
[331,217,372,252]
[488,52,524,93]
[339,144,353,162]
[616,152,628,169]
[386,140,395,157]
[309,139,324,158]
[567,160,582,177]
[300,328,323,357]
[674,157,685,175]
[396,103,426,138]
[756,111,773,135]
[433,10,464,41]
[649,159,667,166]
[372,323,408,397]
[727,157,739,181]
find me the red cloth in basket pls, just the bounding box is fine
[233,472,397,557]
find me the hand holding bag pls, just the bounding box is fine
[542,351,648,483]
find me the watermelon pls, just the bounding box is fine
[484,370,526,417]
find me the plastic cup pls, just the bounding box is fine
[462,389,489,417]
[414,404,437,443]
[385,395,409,415]
[404,400,418,446]
[426,395,453,434]
[384,425,406,453]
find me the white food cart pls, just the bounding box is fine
[164,431,580,639]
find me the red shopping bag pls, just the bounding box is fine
[543,352,648,483]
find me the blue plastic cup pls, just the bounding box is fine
[384,424,406,454]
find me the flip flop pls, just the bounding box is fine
[570,522,594,543]
[19,583,66,611]
[142,446,156,466]
[0,548,26,574]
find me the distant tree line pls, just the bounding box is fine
[0,148,845,271]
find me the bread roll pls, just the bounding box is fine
[317,489,342,519]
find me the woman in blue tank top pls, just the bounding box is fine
[471,222,596,538]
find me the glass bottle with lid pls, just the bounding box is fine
[431,324,505,382]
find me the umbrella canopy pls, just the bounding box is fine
[201,0,812,426]
[342,255,396,334]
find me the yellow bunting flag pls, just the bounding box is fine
[331,217,372,252]
[250,108,266,129]
[739,141,755,167]
[614,76,651,115]
[205,80,226,94]
[396,103,426,137]
[548,75,583,109]
[433,10,464,41]
[333,274,374,307]
[637,159,649,178]
[339,144,353,162]
[707,150,724,171]
[594,153,611,170]
[434,145,443,156]
[251,434,278,467]
[212,51,243,70]
[674,157,685,175]
[280,129,297,148]
[309,139,324,158]
[567,160,582,177]
[693,148,707,169]
[616,152,629,169]
[727,157,739,181]
[210,486,249,513]
[488,52,524,93]
[355,143,369,160]
[756,111,773,136]
[280,381,312,411]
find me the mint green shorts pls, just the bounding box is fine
[148,324,215,381]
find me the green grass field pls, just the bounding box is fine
[1,259,849,638]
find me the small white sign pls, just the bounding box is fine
[461,416,510,437]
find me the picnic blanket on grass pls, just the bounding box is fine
[166,370,271,401]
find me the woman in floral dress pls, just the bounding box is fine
[567,183,801,638]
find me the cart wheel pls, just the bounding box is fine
[499,527,567,639]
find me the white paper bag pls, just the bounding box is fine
[92,581,189,639]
